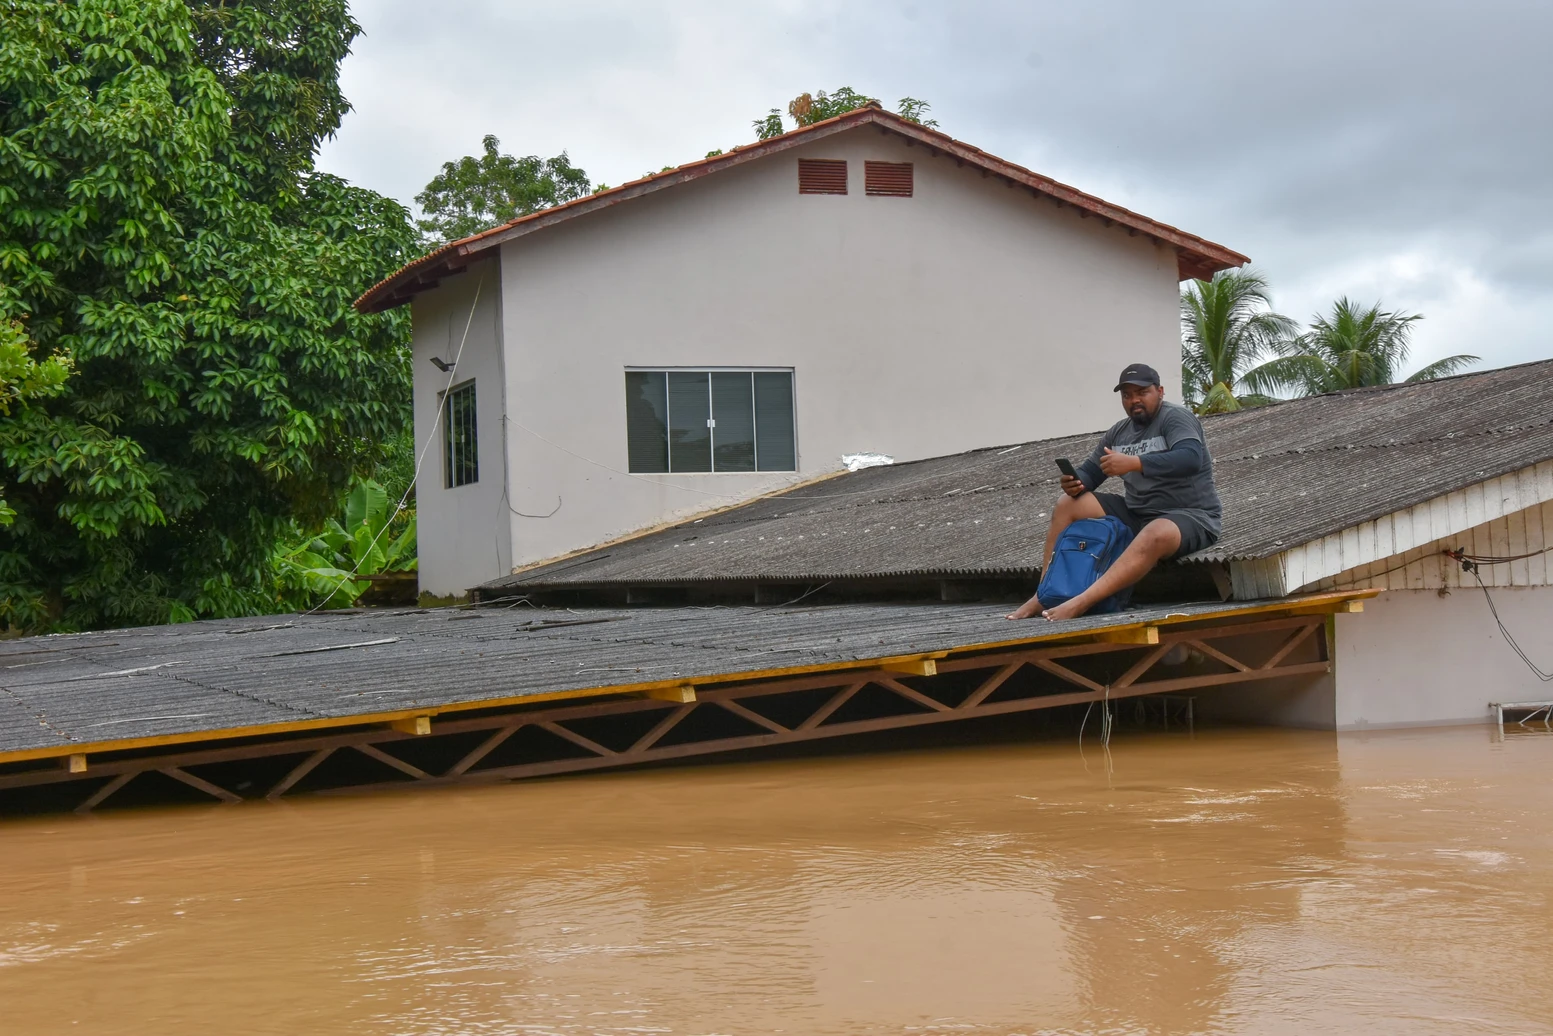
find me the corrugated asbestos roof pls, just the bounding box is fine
[354,106,1247,313]
[487,358,1553,592]
[0,597,1340,762]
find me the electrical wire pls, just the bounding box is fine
[1445,549,1553,683]
[307,272,486,613]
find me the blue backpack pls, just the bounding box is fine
[1036,516,1136,614]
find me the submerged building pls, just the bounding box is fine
[354,104,1246,596]
[1,360,1547,813]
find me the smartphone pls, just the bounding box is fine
[1056,457,1087,494]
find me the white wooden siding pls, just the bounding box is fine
[1227,460,1553,598]
[1312,497,1552,591]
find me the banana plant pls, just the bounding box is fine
[275,480,416,609]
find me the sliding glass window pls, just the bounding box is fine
[625,369,795,473]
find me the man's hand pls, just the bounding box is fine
[1099,447,1143,477]
[1060,474,1087,498]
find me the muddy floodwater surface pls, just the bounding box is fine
[1,724,1550,1035]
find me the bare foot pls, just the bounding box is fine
[1005,599,1043,620]
[1040,599,1088,622]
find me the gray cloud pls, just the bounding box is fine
[319,0,1553,372]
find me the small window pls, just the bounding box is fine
[798,159,847,195]
[865,161,913,197]
[625,370,796,473]
[443,380,478,488]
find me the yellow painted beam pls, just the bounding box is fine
[643,684,697,703]
[1096,626,1159,645]
[1288,599,1363,615]
[390,716,432,736]
[881,659,938,677]
[0,589,1378,770]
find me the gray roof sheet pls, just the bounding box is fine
[1,597,1312,760]
[489,358,1553,591]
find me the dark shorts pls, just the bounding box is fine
[1095,493,1220,560]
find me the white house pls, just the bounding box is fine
[358,105,1245,597]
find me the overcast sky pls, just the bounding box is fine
[317,0,1552,376]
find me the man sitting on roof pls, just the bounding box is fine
[1008,363,1223,622]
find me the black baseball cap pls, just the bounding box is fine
[1113,363,1161,391]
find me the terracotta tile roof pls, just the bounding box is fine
[355,106,1249,313]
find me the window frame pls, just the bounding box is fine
[624,366,797,474]
[442,379,479,489]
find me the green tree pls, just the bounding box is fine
[1180,269,1298,413]
[1257,298,1477,394]
[754,89,940,139]
[0,319,73,526]
[415,135,590,248]
[0,0,416,631]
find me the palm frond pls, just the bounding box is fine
[1180,266,1296,400]
[1241,354,1332,396]
[1195,382,1243,415]
[1404,354,1480,382]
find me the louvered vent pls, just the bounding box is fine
[797,159,848,194]
[865,161,914,197]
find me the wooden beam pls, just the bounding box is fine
[1288,599,1363,615]
[644,684,696,703]
[875,676,951,713]
[1098,626,1159,645]
[881,658,938,677]
[355,743,430,780]
[1113,643,1175,688]
[391,715,432,736]
[446,725,520,777]
[65,754,87,774]
[76,772,134,813]
[1259,622,1322,671]
[1034,658,1108,694]
[630,703,696,752]
[537,721,616,758]
[959,662,1023,709]
[1184,638,1251,673]
[159,766,241,804]
[718,699,788,734]
[796,681,866,730]
[267,748,333,799]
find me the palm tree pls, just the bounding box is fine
[1256,297,1477,394]
[1180,268,1299,414]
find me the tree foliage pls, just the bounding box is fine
[415,135,590,248]
[1255,298,1478,394]
[0,0,417,631]
[0,318,73,526]
[754,88,940,139]
[1180,269,1298,413]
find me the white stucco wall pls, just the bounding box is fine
[411,261,510,596]
[478,125,1183,573]
[1330,586,1553,729]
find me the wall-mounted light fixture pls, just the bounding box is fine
[428,356,455,373]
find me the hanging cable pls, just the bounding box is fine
[1443,548,1553,682]
[308,272,486,613]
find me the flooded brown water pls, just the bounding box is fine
[2,725,1550,1035]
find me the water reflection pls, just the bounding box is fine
[1,726,1549,1034]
